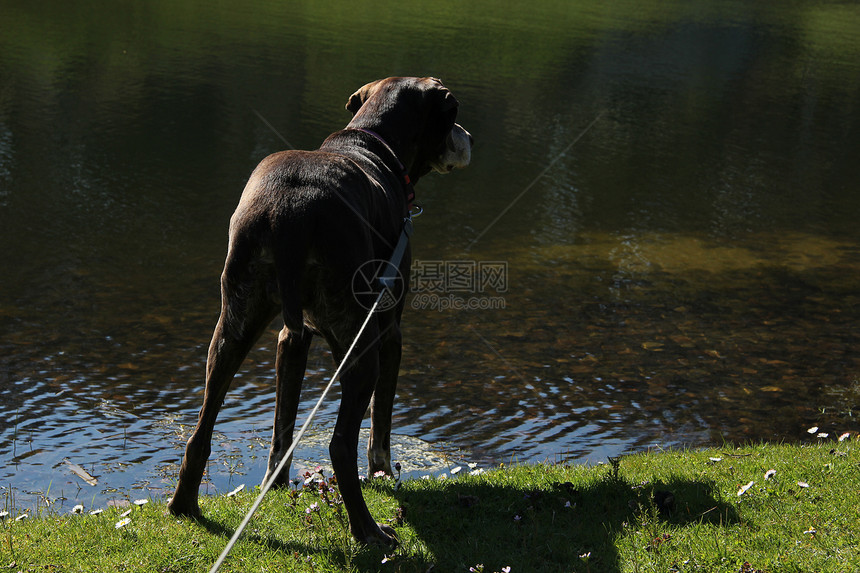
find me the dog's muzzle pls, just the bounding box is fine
[432,123,473,174]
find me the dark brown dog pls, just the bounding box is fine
[168,77,471,545]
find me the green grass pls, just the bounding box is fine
[2,442,858,572]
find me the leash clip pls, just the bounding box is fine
[409,202,424,219]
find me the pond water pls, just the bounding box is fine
[1,1,859,511]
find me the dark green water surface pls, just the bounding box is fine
[1,0,859,507]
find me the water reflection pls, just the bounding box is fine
[1,1,859,509]
[400,227,859,464]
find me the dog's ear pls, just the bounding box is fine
[440,89,459,113]
[346,80,383,115]
[433,85,459,131]
[423,77,459,114]
[345,90,365,115]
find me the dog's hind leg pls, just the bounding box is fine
[169,245,278,518]
[262,324,313,488]
[368,320,401,476]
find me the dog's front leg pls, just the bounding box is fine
[329,342,397,546]
[262,325,313,487]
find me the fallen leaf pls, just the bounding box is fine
[63,459,98,487]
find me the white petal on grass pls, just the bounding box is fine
[89,509,103,515]
[737,481,755,496]
[451,466,462,475]
[71,504,84,514]
[817,432,829,439]
[227,484,245,497]
[839,432,851,442]
[0,511,9,519]
[133,499,149,506]
[709,457,722,462]
[807,426,819,434]
[803,527,816,535]
[764,469,776,480]
[797,481,809,488]
[15,514,28,521]
[120,508,133,518]
[115,517,131,529]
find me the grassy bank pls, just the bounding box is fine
[2,442,858,572]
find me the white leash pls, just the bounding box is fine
[209,215,413,572]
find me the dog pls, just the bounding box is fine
[168,77,472,546]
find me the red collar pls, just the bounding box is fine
[353,128,415,210]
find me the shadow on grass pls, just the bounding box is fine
[389,471,740,573]
[193,513,357,570]
[189,468,740,573]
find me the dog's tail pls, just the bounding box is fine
[268,216,315,333]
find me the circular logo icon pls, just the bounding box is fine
[351,259,405,312]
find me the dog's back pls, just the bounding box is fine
[225,143,402,335]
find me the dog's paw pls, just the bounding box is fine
[372,523,399,548]
[167,497,202,519]
[356,522,399,548]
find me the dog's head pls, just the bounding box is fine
[346,77,472,182]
